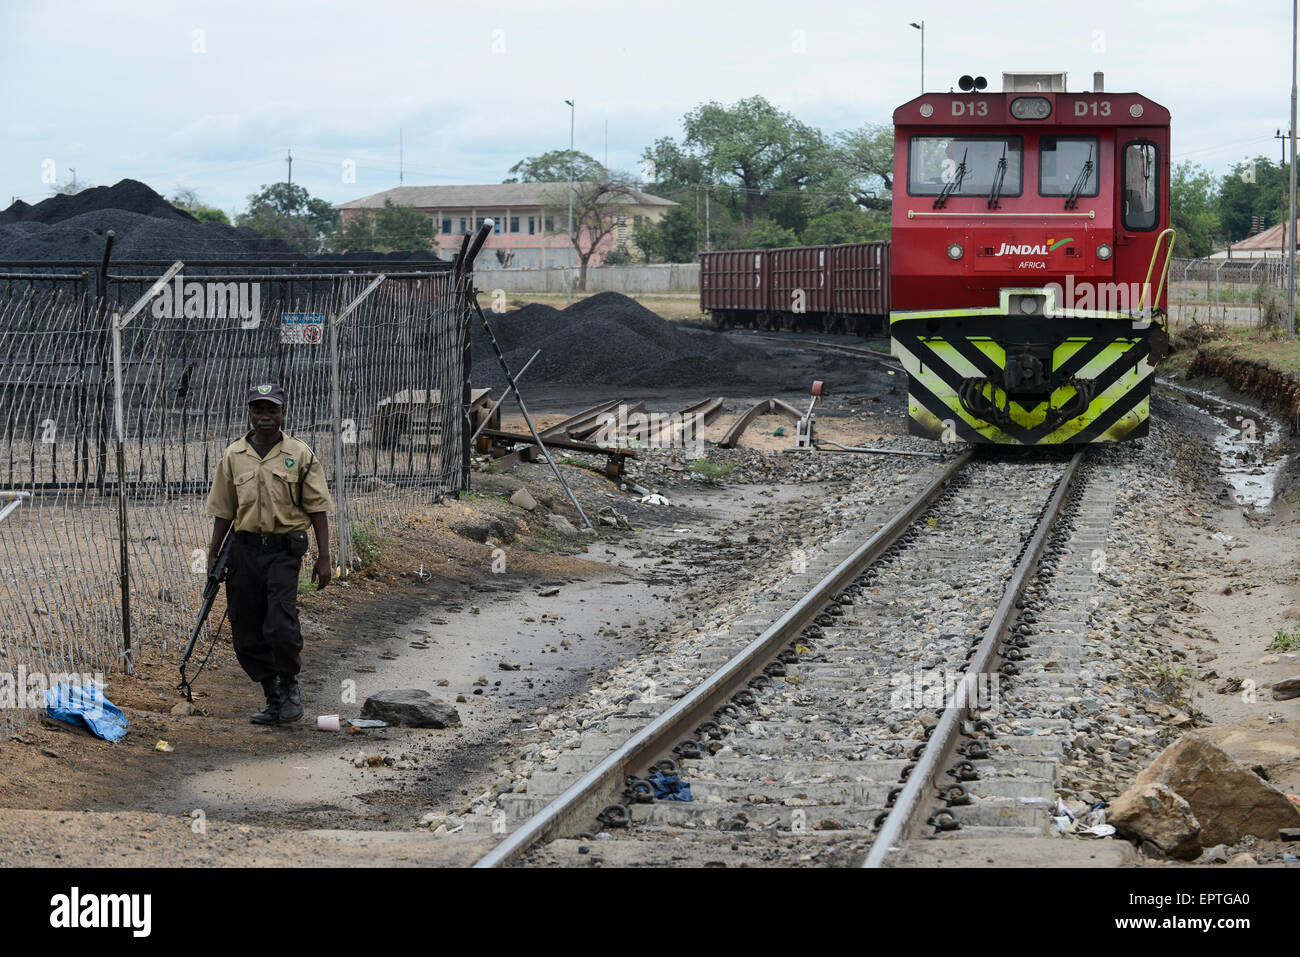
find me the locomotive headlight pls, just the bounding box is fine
[1096,243,1113,261]
[947,243,964,260]
[1010,96,1052,120]
[919,103,934,117]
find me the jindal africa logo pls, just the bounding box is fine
[995,237,1075,256]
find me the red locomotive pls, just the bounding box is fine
[699,72,1173,445]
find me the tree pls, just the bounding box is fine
[640,137,708,194]
[505,150,606,183]
[340,199,435,253]
[236,182,341,253]
[632,205,699,263]
[648,96,832,228]
[1170,162,1220,258]
[835,125,894,213]
[170,187,230,224]
[744,219,800,249]
[802,208,889,245]
[1218,156,1287,243]
[50,178,95,195]
[543,173,640,289]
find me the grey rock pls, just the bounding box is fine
[1271,674,1300,700]
[361,689,462,728]
[547,513,579,535]
[510,488,538,511]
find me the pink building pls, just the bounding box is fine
[335,183,677,266]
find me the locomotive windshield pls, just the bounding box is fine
[908,136,1022,196]
[1039,136,1100,196]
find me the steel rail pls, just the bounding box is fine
[862,447,1085,868]
[474,449,974,868]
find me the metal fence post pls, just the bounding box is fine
[110,260,183,674]
[1249,260,1262,325]
[329,275,386,578]
[1215,260,1226,318]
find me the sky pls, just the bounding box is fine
[0,0,1293,217]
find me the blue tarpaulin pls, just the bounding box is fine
[648,770,691,802]
[45,683,129,741]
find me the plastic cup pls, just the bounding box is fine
[317,714,340,732]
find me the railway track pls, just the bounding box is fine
[476,446,1114,868]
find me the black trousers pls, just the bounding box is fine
[226,538,303,683]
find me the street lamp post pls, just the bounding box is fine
[910,21,924,94]
[565,98,575,306]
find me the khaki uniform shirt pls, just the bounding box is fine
[204,431,334,533]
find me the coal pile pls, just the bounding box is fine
[472,292,767,389]
[0,180,198,226]
[0,178,445,263]
[0,180,295,262]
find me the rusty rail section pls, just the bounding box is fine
[718,398,806,448]
[473,449,974,868]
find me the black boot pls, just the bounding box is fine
[250,677,282,725]
[278,676,303,723]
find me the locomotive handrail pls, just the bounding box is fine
[1138,227,1177,316]
[906,209,1096,219]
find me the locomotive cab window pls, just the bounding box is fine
[907,135,1023,196]
[1122,141,1160,231]
[1039,136,1099,196]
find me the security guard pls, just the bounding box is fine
[204,383,334,725]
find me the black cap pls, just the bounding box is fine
[247,383,287,406]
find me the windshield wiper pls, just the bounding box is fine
[933,148,967,209]
[988,142,1008,209]
[1064,144,1094,210]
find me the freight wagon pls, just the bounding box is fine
[700,241,889,335]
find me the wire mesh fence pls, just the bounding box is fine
[1167,257,1293,329]
[0,254,475,737]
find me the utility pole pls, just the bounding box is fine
[1291,0,1297,340]
[286,149,293,238]
[565,99,575,305]
[399,129,404,186]
[705,187,711,252]
[69,167,77,192]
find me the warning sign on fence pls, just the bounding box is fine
[280,312,324,344]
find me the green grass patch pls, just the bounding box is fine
[350,520,382,567]
[1171,322,1300,377]
[556,455,604,474]
[690,457,735,485]
[1146,658,1189,708]
[1268,630,1300,652]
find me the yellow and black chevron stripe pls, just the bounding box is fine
[890,314,1155,445]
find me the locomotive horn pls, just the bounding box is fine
[974,75,988,90]
[958,75,974,91]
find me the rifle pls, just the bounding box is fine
[179,530,234,702]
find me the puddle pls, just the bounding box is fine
[1158,379,1287,508]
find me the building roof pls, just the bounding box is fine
[335,183,677,211]
[1230,220,1298,251]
